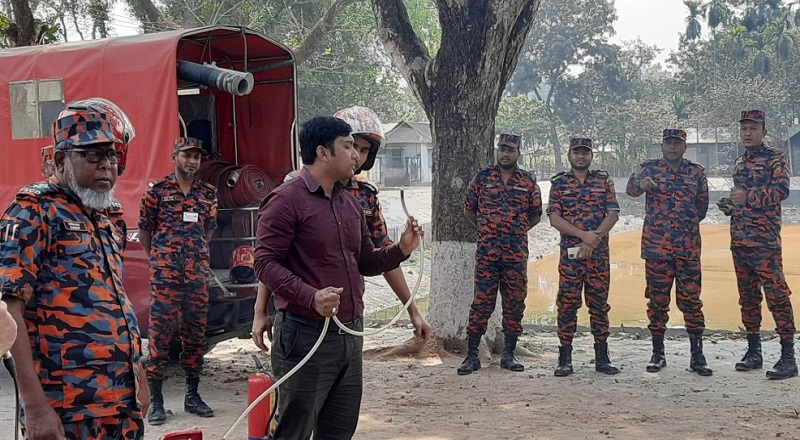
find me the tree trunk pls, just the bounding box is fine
[8,0,37,46]
[371,0,542,348]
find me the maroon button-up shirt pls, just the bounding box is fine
[254,169,407,322]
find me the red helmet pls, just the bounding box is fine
[67,98,135,175]
[230,245,256,284]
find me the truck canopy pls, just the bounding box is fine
[0,26,297,226]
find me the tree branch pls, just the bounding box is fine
[293,0,358,66]
[370,0,432,104]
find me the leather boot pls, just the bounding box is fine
[646,335,667,372]
[735,333,763,371]
[766,339,798,380]
[500,333,524,372]
[457,332,482,375]
[147,379,166,425]
[184,376,214,417]
[554,345,573,377]
[594,341,620,375]
[689,335,713,376]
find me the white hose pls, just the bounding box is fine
[221,188,424,438]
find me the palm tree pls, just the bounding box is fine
[684,0,705,41]
[671,91,693,120]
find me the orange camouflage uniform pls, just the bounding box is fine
[138,173,218,379]
[548,169,619,346]
[0,177,143,438]
[626,158,709,337]
[730,144,795,340]
[465,165,542,335]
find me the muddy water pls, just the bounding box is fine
[525,224,800,331]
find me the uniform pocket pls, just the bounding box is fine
[59,340,126,409]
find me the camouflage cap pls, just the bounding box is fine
[174,137,205,153]
[569,137,593,151]
[53,109,121,150]
[739,110,765,123]
[662,129,687,141]
[498,133,521,150]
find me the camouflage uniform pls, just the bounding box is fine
[730,143,794,340]
[0,177,143,438]
[465,165,542,336]
[626,155,709,337]
[548,169,620,346]
[139,173,218,379]
[348,175,392,248]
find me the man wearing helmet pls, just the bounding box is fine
[138,137,219,425]
[252,107,431,352]
[0,100,148,439]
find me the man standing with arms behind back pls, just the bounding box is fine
[718,110,797,380]
[139,137,218,425]
[458,133,542,376]
[626,129,712,376]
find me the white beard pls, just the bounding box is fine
[64,158,115,211]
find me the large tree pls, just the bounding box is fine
[506,0,616,171]
[370,0,541,348]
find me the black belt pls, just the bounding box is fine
[282,312,362,334]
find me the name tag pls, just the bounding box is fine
[183,212,199,222]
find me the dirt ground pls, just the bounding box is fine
[134,328,800,440]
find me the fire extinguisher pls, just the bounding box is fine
[248,355,278,440]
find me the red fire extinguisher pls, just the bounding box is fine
[248,356,277,440]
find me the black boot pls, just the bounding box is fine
[594,342,620,375]
[735,333,763,371]
[689,335,713,376]
[184,376,214,417]
[500,333,525,372]
[766,339,798,380]
[646,335,667,372]
[457,333,482,375]
[147,379,166,425]
[554,345,573,377]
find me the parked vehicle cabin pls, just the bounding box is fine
[0,26,298,345]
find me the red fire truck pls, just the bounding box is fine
[0,25,297,346]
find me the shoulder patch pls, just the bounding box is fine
[550,171,568,183]
[17,182,57,201]
[687,160,705,171]
[640,159,658,168]
[200,180,217,192]
[359,179,379,194]
[150,178,169,188]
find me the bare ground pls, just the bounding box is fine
[131,328,800,440]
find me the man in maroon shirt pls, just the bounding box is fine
[254,116,423,439]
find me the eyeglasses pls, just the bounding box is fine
[68,148,120,164]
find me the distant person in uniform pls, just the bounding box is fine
[458,133,542,375]
[548,137,620,377]
[626,128,712,376]
[0,100,147,440]
[718,110,797,380]
[139,137,219,424]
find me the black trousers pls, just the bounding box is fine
[270,312,364,440]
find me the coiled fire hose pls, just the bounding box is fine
[221,189,425,439]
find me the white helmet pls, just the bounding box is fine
[333,106,384,173]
